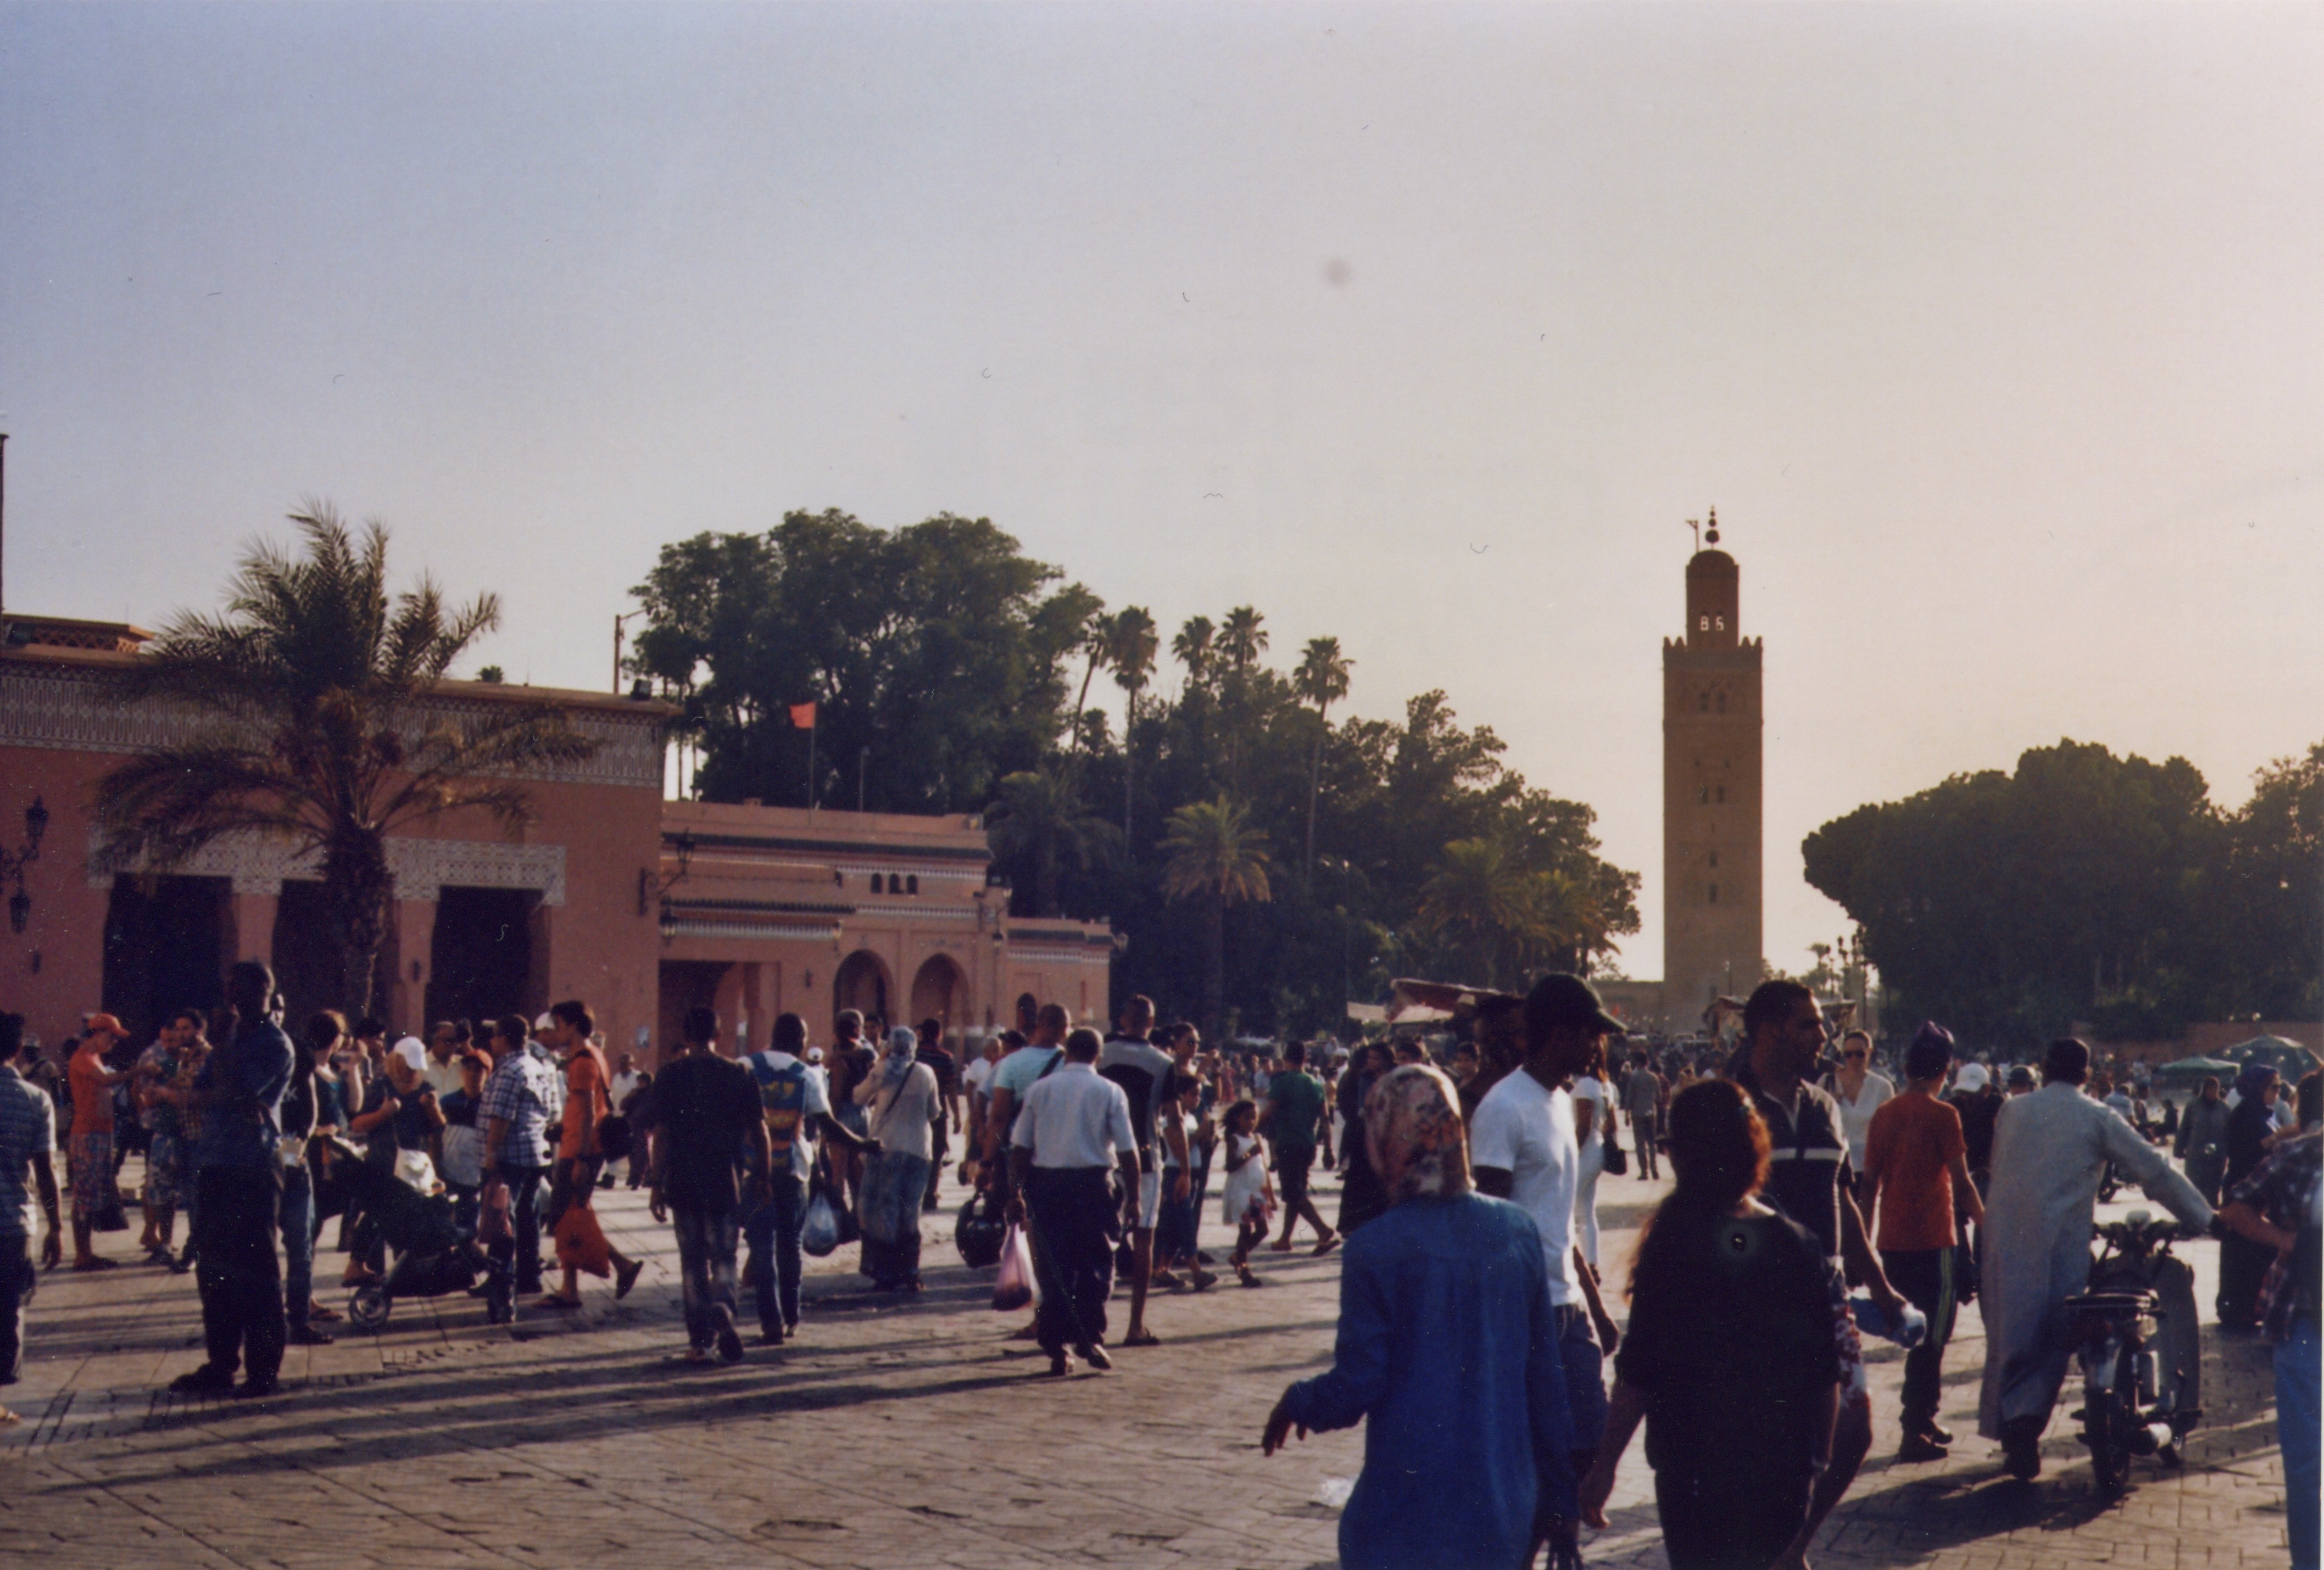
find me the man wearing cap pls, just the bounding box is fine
[1862,1024,1986,1462]
[1470,972,1625,1550]
[343,1037,443,1286]
[65,1014,131,1270]
[1977,1037,2212,1479]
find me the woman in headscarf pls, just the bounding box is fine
[1580,1080,1846,1570]
[1262,1065,1578,1570]
[2216,1064,2282,1329]
[854,1025,939,1290]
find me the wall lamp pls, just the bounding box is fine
[4,795,49,935]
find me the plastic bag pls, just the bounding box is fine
[554,1202,612,1278]
[477,1178,512,1247]
[993,1221,1035,1312]
[801,1187,840,1258]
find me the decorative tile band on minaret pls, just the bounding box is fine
[1662,510,1764,1020]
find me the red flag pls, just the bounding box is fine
[789,702,816,729]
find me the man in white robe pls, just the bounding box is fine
[1978,1037,2212,1478]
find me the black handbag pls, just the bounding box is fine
[1603,1136,1629,1177]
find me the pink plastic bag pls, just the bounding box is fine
[993,1221,1036,1312]
[477,1178,512,1247]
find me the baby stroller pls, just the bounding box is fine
[311,1136,485,1332]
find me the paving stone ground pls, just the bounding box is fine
[0,1153,2297,1569]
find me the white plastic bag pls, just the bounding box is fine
[993,1221,1036,1312]
[801,1187,840,1258]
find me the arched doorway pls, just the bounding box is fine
[833,949,892,1035]
[909,954,966,1046]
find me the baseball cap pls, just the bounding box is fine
[2006,1064,2037,1088]
[1954,1063,1990,1093]
[533,1012,557,1035]
[391,1036,430,1074]
[83,1013,129,1041]
[1523,974,1625,1038]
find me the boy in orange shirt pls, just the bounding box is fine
[1863,1023,1987,1462]
[539,1001,642,1309]
[66,1016,131,1270]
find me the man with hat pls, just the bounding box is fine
[1470,972,1626,1552]
[65,1014,131,1270]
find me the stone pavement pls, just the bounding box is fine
[0,1155,2297,1570]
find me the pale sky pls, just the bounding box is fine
[3,2,2317,981]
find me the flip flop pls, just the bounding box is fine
[1312,1235,1340,1258]
[1121,1328,1161,1348]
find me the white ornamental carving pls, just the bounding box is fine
[88,829,566,904]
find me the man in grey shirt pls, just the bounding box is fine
[1620,1058,1665,1181]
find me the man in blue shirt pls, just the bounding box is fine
[170,962,296,1400]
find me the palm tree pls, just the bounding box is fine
[1067,607,1113,758]
[1172,615,1216,688]
[1292,635,1353,882]
[93,505,595,1016]
[984,766,1116,917]
[1106,607,1158,846]
[1414,837,1547,990]
[1160,795,1273,1039]
[1219,606,1268,673]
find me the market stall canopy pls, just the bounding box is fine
[2156,1056,2242,1077]
[1386,977,1516,1024]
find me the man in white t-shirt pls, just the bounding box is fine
[742,1013,878,1344]
[961,1033,1001,1187]
[1469,972,1623,1503]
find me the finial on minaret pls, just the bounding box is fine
[1704,506,1720,546]
[1686,517,1701,554]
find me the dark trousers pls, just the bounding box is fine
[0,1234,33,1385]
[1026,1166,1114,1354]
[743,1172,805,1337]
[1656,1463,1813,1570]
[486,1164,547,1312]
[671,1202,741,1350]
[2218,1230,2273,1327]
[1881,1246,1959,1431]
[279,1171,315,1332]
[193,1166,286,1383]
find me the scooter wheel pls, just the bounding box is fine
[347,1283,391,1332]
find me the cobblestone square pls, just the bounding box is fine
[0,1160,2297,1570]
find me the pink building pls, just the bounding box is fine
[0,614,1113,1062]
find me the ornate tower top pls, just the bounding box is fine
[1683,509,1739,651]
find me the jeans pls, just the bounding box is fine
[2279,1318,2320,1570]
[671,1203,742,1350]
[743,1172,805,1337]
[193,1166,286,1383]
[1882,1246,1960,1433]
[278,1171,315,1332]
[486,1165,547,1310]
[0,1234,33,1385]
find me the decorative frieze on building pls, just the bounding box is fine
[2,664,662,790]
[88,830,568,904]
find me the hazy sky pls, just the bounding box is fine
[4,3,2317,979]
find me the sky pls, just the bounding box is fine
[3,2,2317,981]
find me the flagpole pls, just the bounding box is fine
[806,717,817,812]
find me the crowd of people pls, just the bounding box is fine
[0,966,2316,1570]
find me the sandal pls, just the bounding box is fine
[1121,1328,1161,1348]
[1236,1267,1264,1288]
[1312,1234,1340,1258]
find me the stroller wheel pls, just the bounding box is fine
[347,1283,391,1332]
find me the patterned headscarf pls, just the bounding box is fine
[2233,1063,2280,1103]
[1363,1064,1472,1204]
[880,1025,919,1088]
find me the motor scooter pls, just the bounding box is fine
[2061,1211,2203,1499]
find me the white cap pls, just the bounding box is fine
[391,1036,430,1074]
[806,1047,826,1064]
[1954,1063,1990,1093]
[534,1012,556,1035]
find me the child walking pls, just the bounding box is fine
[1219,1100,1277,1287]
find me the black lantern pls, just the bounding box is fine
[6,885,27,935]
[658,899,679,943]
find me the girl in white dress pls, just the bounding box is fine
[1219,1100,1276,1286]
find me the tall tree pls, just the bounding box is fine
[1292,635,1353,882]
[985,766,1117,918]
[1160,796,1273,1039]
[1107,607,1159,846]
[1172,616,1216,687]
[94,506,593,1015]
[1219,606,1269,672]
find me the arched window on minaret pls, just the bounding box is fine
[1716,784,1725,804]
[1709,883,1719,904]
[1716,691,1726,713]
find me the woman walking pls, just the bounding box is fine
[2215,1064,2282,1329]
[2175,1077,2232,1206]
[1580,1080,1847,1570]
[855,1025,939,1290]
[1262,1064,1578,1570]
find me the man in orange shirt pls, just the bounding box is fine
[1863,1023,1986,1463]
[539,1001,642,1310]
[65,1015,132,1271]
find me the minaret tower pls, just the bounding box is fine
[1662,510,1764,1019]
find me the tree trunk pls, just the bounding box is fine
[1036,839,1058,919]
[1305,738,1322,885]
[324,825,393,1023]
[1123,694,1135,856]
[1205,892,1226,1043]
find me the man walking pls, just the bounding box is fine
[538,1001,643,1310]
[1862,1024,1985,1462]
[1259,1042,1336,1256]
[1620,1052,1665,1181]
[169,963,294,1400]
[646,1006,770,1365]
[0,1012,64,1426]
[1007,1026,1140,1377]
[1100,996,1191,1346]
[479,1013,557,1322]
[2176,1076,2233,1206]
[1977,1037,2211,1479]
[744,1013,878,1345]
